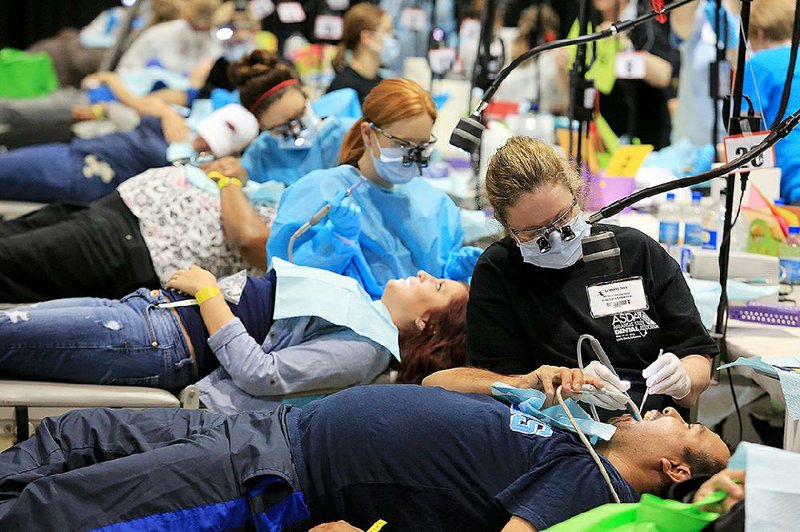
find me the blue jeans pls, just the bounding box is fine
[0,288,195,391]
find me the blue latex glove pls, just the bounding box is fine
[328,192,361,241]
[445,246,482,282]
[704,0,739,49]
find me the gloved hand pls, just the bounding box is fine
[579,361,632,411]
[574,384,630,412]
[328,193,361,241]
[445,246,482,282]
[642,352,692,400]
[704,0,739,49]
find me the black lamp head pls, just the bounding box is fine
[581,231,623,277]
[449,113,486,154]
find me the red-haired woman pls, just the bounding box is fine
[267,78,481,299]
[0,261,468,413]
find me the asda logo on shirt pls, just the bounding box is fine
[611,311,659,342]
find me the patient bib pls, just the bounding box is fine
[272,258,400,360]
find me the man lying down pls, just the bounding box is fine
[0,367,729,531]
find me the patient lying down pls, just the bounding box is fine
[0,369,729,531]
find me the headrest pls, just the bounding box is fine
[195,103,259,157]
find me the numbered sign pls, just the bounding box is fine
[314,15,343,40]
[277,2,306,24]
[428,48,456,75]
[250,0,275,20]
[723,131,775,170]
[615,52,646,80]
[400,7,428,32]
[325,0,349,10]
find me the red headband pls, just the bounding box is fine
[248,79,300,113]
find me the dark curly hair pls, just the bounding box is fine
[228,50,302,116]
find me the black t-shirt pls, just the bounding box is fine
[598,20,679,149]
[467,225,717,415]
[289,385,637,531]
[326,66,382,104]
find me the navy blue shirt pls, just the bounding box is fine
[164,271,277,377]
[289,385,637,531]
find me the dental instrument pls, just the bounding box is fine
[639,349,660,414]
[576,334,643,422]
[287,178,367,263]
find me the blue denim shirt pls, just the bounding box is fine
[196,316,391,414]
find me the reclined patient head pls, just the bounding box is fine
[193,103,259,157]
[606,407,730,496]
[382,271,469,384]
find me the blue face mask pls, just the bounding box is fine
[370,144,420,185]
[518,211,589,269]
[380,36,401,65]
[223,41,254,62]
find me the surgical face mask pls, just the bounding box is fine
[223,41,254,62]
[517,211,589,269]
[270,109,320,150]
[379,35,401,65]
[370,143,420,185]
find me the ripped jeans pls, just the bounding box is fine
[0,288,195,391]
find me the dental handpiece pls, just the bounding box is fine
[287,179,366,263]
[587,336,643,422]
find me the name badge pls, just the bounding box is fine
[400,7,428,32]
[587,277,649,318]
[428,47,456,74]
[615,51,646,80]
[250,0,275,20]
[325,0,349,10]
[277,2,306,24]
[314,15,343,40]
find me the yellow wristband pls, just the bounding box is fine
[90,104,105,120]
[209,172,243,190]
[366,520,387,532]
[195,286,221,305]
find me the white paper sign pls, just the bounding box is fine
[250,0,275,20]
[277,2,306,24]
[314,15,343,40]
[400,7,428,32]
[428,48,456,74]
[587,277,649,318]
[615,52,646,80]
[325,0,349,10]
[723,131,776,170]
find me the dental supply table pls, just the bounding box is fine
[725,319,800,451]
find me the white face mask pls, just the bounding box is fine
[517,211,589,269]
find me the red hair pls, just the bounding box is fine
[397,286,469,384]
[339,78,437,166]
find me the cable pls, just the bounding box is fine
[588,105,800,223]
[769,0,800,127]
[556,385,622,503]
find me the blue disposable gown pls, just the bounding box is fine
[267,165,466,298]
[240,88,361,185]
[241,116,352,185]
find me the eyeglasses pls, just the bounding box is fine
[268,113,306,139]
[509,197,579,253]
[370,124,437,168]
